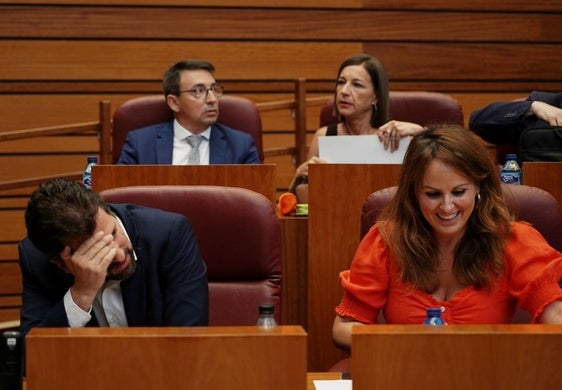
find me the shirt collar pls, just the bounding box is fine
[173,119,211,142]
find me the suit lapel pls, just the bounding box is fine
[121,258,147,326]
[111,205,148,326]
[209,124,227,164]
[155,122,174,164]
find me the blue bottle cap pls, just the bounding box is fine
[426,308,442,316]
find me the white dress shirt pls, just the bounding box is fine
[172,119,211,165]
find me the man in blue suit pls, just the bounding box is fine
[18,179,208,339]
[117,59,260,164]
[469,91,562,146]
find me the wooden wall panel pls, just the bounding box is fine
[2,40,560,82]
[0,41,361,81]
[0,263,22,294]
[0,308,20,323]
[0,0,360,7]
[364,43,562,81]
[0,211,26,242]
[2,0,561,11]
[0,244,19,260]
[3,7,561,42]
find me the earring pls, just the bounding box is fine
[476,193,481,202]
[372,102,378,115]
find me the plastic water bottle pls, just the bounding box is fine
[423,307,446,326]
[82,156,98,189]
[500,153,522,185]
[256,304,277,329]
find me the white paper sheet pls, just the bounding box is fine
[318,135,410,164]
[313,379,352,390]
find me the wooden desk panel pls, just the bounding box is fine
[523,162,562,207]
[352,324,562,390]
[91,164,277,205]
[26,326,307,390]
[279,215,308,327]
[307,164,402,371]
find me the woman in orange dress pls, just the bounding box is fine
[333,124,562,351]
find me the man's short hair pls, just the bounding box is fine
[25,178,111,257]
[162,59,216,96]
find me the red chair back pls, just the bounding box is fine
[101,185,282,325]
[320,91,464,128]
[361,184,562,252]
[112,95,264,162]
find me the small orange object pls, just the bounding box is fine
[278,192,297,215]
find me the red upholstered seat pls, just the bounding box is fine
[110,94,264,163]
[100,185,281,325]
[319,91,464,128]
[361,184,562,252]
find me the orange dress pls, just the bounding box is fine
[336,222,562,324]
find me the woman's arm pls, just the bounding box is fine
[538,299,562,324]
[288,127,327,193]
[332,314,365,353]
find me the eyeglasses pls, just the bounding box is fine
[178,85,224,99]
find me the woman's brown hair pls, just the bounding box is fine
[333,53,390,127]
[379,125,512,292]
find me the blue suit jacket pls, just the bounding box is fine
[116,121,261,164]
[469,91,562,145]
[18,204,209,339]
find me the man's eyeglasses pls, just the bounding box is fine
[178,85,224,99]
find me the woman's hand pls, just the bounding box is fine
[379,120,425,151]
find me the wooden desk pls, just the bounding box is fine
[307,164,401,371]
[92,164,277,205]
[26,326,307,390]
[352,324,562,390]
[24,370,339,390]
[523,161,562,207]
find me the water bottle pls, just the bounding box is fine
[500,153,522,185]
[82,156,98,189]
[423,307,446,326]
[256,303,277,329]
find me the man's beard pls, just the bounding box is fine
[106,248,137,281]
